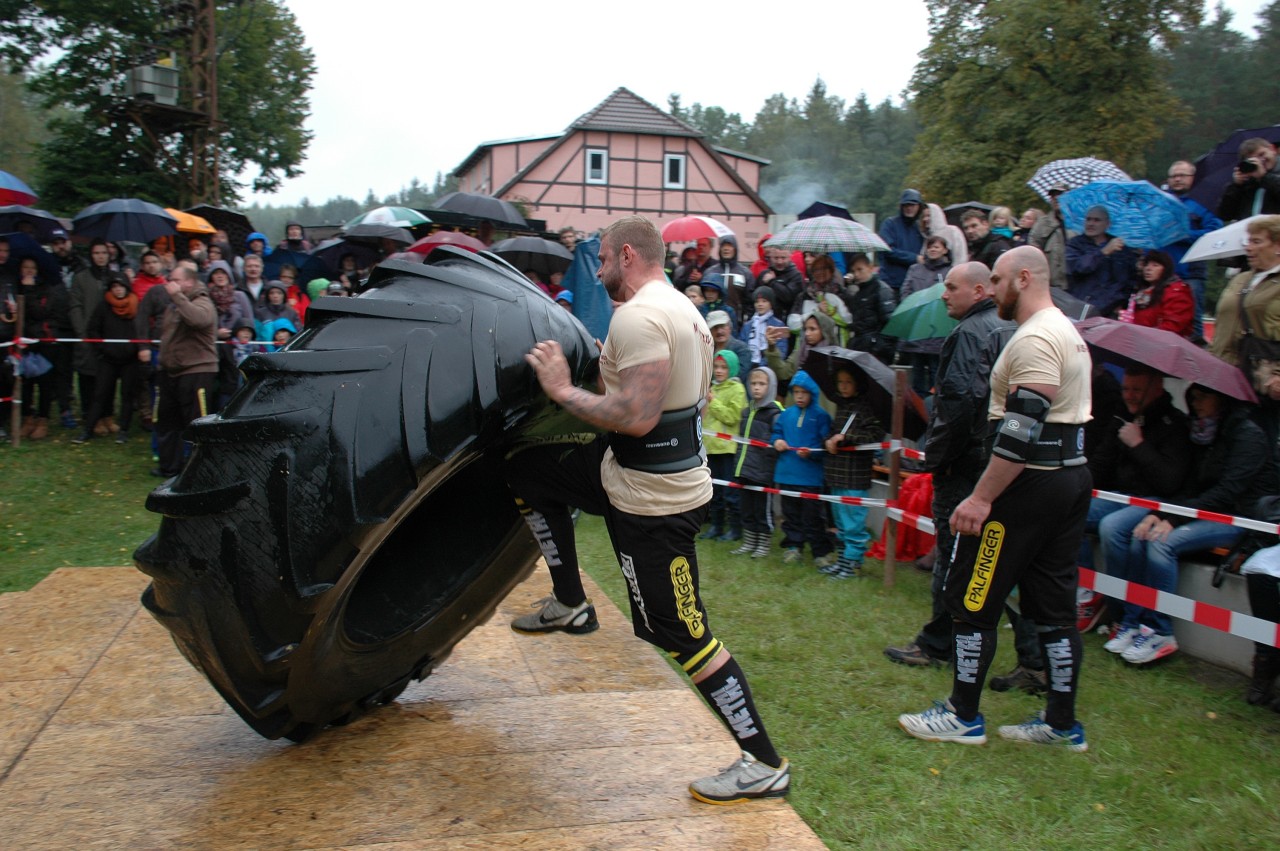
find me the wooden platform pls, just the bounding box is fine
[0,566,823,850]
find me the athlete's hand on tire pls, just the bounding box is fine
[526,340,574,403]
[950,495,992,536]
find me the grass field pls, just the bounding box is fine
[3,435,1279,849]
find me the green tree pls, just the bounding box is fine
[908,0,1202,207]
[0,66,52,186]
[666,94,751,150]
[0,0,315,212]
[1144,3,1252,178]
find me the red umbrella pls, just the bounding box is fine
[407,231,487,255]
[660,215,734,242]
[1074,316,1256,402]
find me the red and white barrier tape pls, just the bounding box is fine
[703,431,924,459]
[1079,567,1280,649]
[713,478,888,508]
[885,506,937,536]
[2,336,276,347]
[1091,489,1280,535]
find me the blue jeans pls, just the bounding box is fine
[1100,511,1242,635]
[1079,497,1133,569]
[830,487,870,562]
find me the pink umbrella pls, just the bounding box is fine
[406,231,487,255]
[1075,316,1256,402]
[660,215,734,242]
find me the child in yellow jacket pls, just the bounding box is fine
[702,349,748,541]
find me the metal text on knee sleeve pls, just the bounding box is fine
[965,522,1005,612]
[516,503,562,568]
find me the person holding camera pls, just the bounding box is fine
[1218,138,1280,222]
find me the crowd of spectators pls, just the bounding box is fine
[4,137,1280,709]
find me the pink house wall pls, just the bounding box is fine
[463,131,769,242]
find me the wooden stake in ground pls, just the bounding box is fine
[9,294,23,446]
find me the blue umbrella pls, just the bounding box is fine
[1059,180,1190,250]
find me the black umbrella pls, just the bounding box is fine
[264,247,328,285]
[186,204,255,249]
[798,200,854,221]
[803,346,929,441]
[1051,287,1101,321]
[310,237,382,277]
[0,205,64,242]
[341,223,414,247]
[1,231,62,284]
[1187,125,1280,210]
[942,201,994,227]
[433,191,528,228]
[491,236,573,277]
[72,198,176,243]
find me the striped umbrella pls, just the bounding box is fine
[344,206,431,230]
[764,215,889,254]
[1027,157,1131,202]
[0,169,37,206]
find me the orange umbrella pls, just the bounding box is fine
[164,208,216,235]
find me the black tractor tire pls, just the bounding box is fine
[133,250,600,742]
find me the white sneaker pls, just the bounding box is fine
[688,751,790,804]
[899,699,987,745]
[1103,626,1140,654]
[1122,626,1178,664]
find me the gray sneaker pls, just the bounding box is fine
[688,751,790,804]
[510,595,599,635]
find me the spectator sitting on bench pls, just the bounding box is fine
[1099,385,1275,664]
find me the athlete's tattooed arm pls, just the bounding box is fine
[524,339,668,436]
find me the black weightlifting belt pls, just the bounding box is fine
[610,405,705,473]
[987,421,1087,467]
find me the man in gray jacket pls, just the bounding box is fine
[1028,184,1072,289]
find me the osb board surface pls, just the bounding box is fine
[0,564,824,850]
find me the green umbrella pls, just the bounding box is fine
[344,206,431,229]
[882,282,957,342]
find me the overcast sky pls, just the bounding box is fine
[251,0,1273,207]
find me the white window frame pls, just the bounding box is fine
[663,154,686,189]
[585,148,608,184]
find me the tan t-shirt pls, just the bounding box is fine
[988,306,1092,437]
[599,280,714,515]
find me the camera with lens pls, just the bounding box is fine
[1239,159,1261,175]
